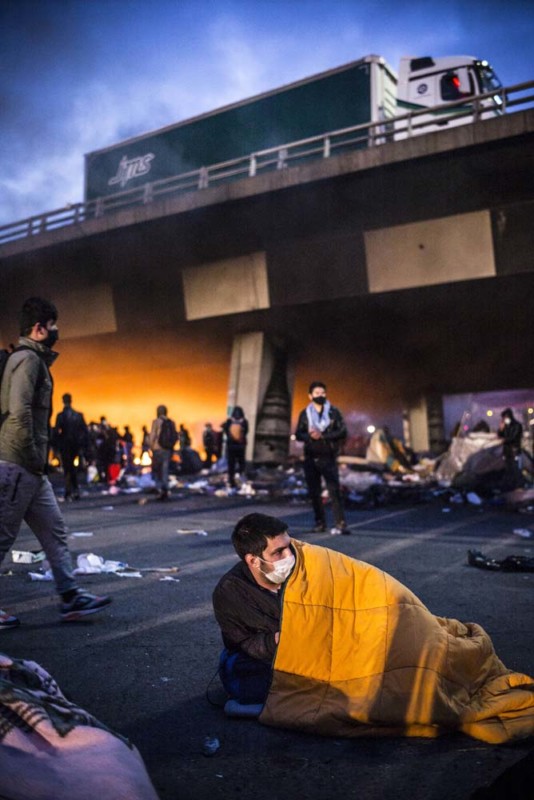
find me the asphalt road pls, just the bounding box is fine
[1,487,533,800]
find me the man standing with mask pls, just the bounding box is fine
[295,380,348,535]
[0,297,111,628]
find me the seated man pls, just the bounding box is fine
[213,513,534,743]
[212,514,293,708]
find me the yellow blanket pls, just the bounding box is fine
[260,540,534,743]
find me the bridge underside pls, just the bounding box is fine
[1,113,533,451]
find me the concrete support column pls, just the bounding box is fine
[227,332,293,463]
[403,394,446,455]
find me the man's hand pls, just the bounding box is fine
[309,429,322,440]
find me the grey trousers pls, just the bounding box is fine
[0,460,77,595]
[151,449,171,492]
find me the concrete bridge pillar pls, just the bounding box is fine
[403,393,447,456]
[227,332,293,464]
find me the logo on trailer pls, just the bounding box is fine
[108,153,155,189]
[417,83,428,95]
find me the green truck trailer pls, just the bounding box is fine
[84,53,501,203]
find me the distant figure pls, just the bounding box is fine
[53,393,88,500]
[141,425,150,458]
[0,296,111,628]
[121,425,134,471]
[203,422,217,467]
[295,380,348,535]
[222,406,249,488]
[95,417,111,483]
[149,405,178,500]
[178,423,191,450]
[498,408,523,488]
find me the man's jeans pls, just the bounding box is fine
[0,461,77,594]
[303,454,345,527]
[151,449,171,492]
[218,649,272,704]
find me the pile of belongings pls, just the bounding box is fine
[366,427,415,474]
[467,550,534,572]
[436,432,505,490]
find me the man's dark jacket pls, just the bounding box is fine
[212,560,281,662]
[295,405,347,458]
[0,338,57,474]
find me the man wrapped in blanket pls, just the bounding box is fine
[213,513,534,743]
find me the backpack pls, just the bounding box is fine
[228,420,245,444]
[158,418,178,450]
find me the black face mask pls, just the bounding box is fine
[43,329,59,348]
[313,396,326,406]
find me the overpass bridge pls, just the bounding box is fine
[1,98,533,459]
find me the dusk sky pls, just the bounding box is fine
[1,0,533,227]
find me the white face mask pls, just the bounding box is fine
[259,552,295,584]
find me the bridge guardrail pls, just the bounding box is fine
[1,80,533,247]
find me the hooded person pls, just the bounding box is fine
[222,406,248,488]
[498,408,523,488]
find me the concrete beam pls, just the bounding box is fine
[2,109,533,259]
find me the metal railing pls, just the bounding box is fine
[1,80,532,247]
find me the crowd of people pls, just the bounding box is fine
[48,397,251,500]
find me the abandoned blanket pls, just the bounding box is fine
[259,540,534,743]
[0,653,158,800]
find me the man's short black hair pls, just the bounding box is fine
[231,513,289,560]
[62,393,72,404]
[20,297,58,336]
[308,380,326,394]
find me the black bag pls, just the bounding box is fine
[158,418,178,450]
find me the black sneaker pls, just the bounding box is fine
[0,609,20,629]
[60,591,112,622]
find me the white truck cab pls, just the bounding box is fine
[395,55,503,135]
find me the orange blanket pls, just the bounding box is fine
[260,540,534,743]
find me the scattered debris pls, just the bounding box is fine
[176,529,208,536]
[202,736,220,757]
[73,553,179,578]
[467,550,534,572]
[12,550,46,564]
[28,569,54,582]
[512,528,534,539]
[466,492,483,506]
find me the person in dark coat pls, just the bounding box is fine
[295,380,348,535]
[202,422,217,467]
[53,393,88,500]
[498,408,523,488]
[222,406,249,488]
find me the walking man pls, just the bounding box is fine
[0,297,112,627]
[295,380,348,535]
[53,393,88,500]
